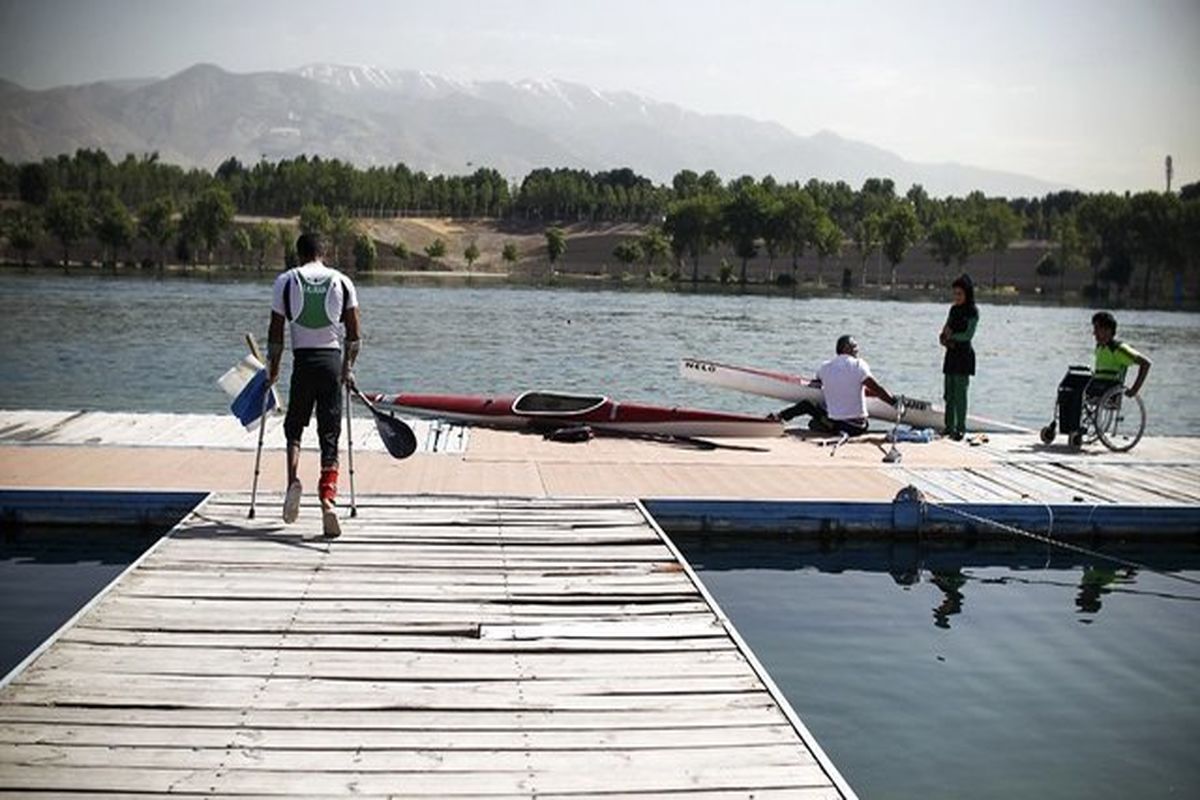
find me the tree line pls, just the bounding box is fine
[1,149,1197,303]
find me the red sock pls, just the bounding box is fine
[319,467,338,503]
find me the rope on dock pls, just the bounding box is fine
[922,499,1200,588]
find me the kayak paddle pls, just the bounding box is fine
[350,386,418,459]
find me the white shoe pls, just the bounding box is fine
[283,480,302,524]
[322,505,342,539]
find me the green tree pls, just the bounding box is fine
[277,224,298,268]
[851,213,882,287]
[1049,213,1084,299]
[393,240,409,261]
[812,213,843,288]
[664,195,720,283]
[93,190,135,267]
[926,218,976,283]
[299,203,332,237]
[175,204,200,271]
[612,239,642,271]
[137,197,176,271]
[329,208,355,266]
[1127,191,1183,307]
[3,207,42,269]
[639,227,669,270]
[463,241,481,268]
[779,188,819,283]
[249,221,274,272]
[425,238,447,260]
[1075,193,1130,299]
[880,203,920,290]
[17,163,50,206]
[905,183,938,229]
[1181,199,1200,301]
[545,226,567,266]
[854,178,897,286]
[721,182,766,284]
[672,169,701,199]
[230,227,253,268]
[501,242,519,268]
[44,189,90,271]
[353,233,376,272]
[977,200,1023,290]
[189,186,236,266]
[759,194,786,279]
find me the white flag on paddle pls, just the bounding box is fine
[218,354,280,431]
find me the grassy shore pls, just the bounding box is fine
[9,259,1191,311]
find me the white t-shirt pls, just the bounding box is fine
[271,261,358,350]
[817,354,872,421]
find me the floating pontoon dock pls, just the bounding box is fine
[2,409,1199,797]
[0,493,852,798]
[2,409,1198,535]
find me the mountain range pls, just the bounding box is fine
[0,63,1065,197]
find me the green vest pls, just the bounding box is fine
[293,274,334,329]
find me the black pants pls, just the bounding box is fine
[284,349,342,467]
[779,399,870,437]
[1056,368,1119,434]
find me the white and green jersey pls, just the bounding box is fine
[271,261,358,350]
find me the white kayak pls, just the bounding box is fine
[679,358,1029,434]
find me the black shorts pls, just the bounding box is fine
[831,418,870,437]
[284,349,342,466]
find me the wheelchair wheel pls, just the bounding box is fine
[1040,423,1056,444]
[1094,385,1145,452]
[1068,430,1084,450]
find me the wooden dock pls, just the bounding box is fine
[3,410,1198,510]
[0,494,853,799]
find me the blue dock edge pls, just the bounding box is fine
[644,489,1200,538]
[0,489,207,528]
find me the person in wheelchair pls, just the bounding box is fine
[1088,311,1151,399]
[1044,311,1151,448]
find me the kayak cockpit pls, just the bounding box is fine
[513,391,609,417]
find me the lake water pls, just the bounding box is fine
[3,274,1198,795]
[2,274,1199,434]
[0,526,165,678]
[681,537,1200,800]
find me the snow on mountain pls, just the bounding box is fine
[0,62,1066,196]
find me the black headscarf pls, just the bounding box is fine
[948,274,978,332]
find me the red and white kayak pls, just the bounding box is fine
[679,358,1029,434]
[363,390,784,438]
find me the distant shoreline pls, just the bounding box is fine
[4,262,1196,312]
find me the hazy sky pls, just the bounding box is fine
[2,0,1197,191]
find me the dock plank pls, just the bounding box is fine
[0,494,851,799]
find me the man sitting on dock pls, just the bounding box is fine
[773,335,897,437]
[266,233,361,537]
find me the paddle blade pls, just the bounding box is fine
[373,412,418,459]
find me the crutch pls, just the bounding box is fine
[248,376,271,519]
[345,382,358,518]
[883,395,906,463]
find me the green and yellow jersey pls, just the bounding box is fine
[1094,340,1142,382]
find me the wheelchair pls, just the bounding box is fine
[1040,365,1146,452]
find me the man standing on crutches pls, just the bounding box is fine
[265,233,361,538]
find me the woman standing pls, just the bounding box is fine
[940,275,978,440]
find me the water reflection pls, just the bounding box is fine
[930,569,967,628]
[678,533,1200,800]
[678,535,1200,629]
[1076,567,1125,616]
